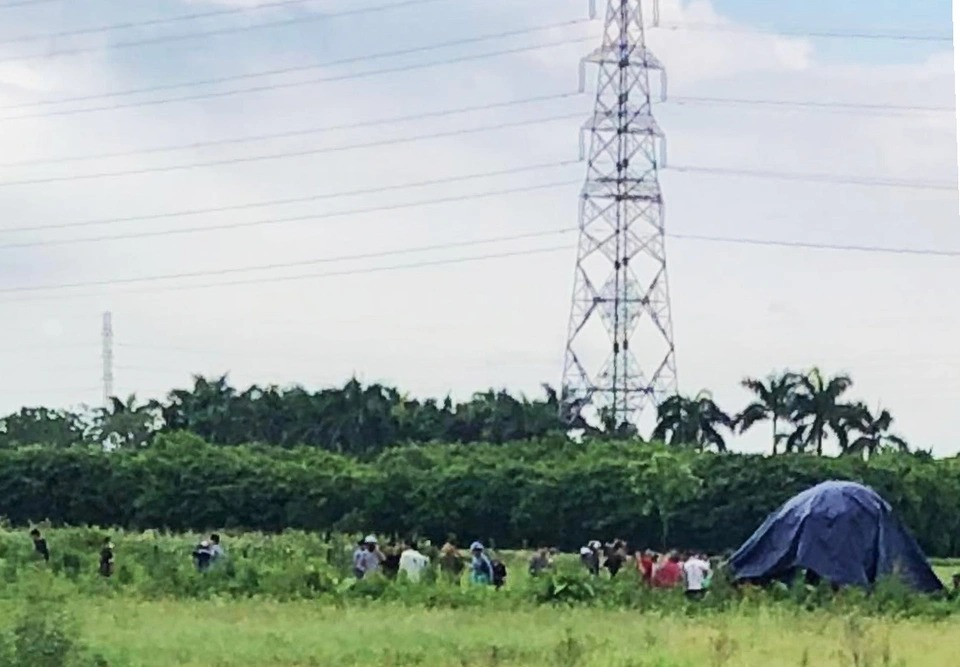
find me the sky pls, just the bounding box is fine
[0,0,955,455]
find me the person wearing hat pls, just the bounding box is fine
[580,541,600,576]
[357,535,384,579]
[193,539,214,572]
[468,542,494,585]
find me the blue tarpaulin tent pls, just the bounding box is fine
[728,480,943,593]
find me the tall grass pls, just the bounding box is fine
[0,526,956,622]
[0,527,956,665]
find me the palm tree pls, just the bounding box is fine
[846,404,909,459]
[92,394,162,450]
[786,368,858,456]
[652,391,734,452]
[736,372,799,455]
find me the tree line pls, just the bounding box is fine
[1,433,955,556]
[0,376,572,455]
[0,367,912,457]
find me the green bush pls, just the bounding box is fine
[0,434,958,556]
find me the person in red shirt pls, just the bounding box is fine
[636,549,655,585]
[652,552,683,588]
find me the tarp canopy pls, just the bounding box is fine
[728,480,943,593]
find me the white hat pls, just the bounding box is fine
[363,535,377,544]
[579,546,592,556]
[588,540,601,550]
[200,540,210,548]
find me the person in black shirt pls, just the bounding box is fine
[193,540,213,572]
[29,529,49,562]
[99,538,114,577]
[604,540,627,578]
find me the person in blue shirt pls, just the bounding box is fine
[469,542,494,585]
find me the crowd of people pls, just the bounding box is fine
[29,527,714,596]
[348,534,716,598]
[351,536,508,588]
[575,540,716,598]
[28,528,222,577]
[22,528,960,600]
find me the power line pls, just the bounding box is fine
[0,228,579,294]
[3,227,959,306]
[0,245,575,304]
[0,91,582,168]
[0,0,56,8]
[0,160,578,236]
[657,22,952,42]
[0,165,951,249]
[0,112,582,187]
[0,0,315,45]
[0,0,444,63]
[0,91,944,172]
[0,180,579,250]
[669,96,955,115]
[668,165,958,191]
[669,233,960,257]
[9,91,950,170]
[0,29,597,118]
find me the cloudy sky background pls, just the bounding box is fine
[0,0,955,454]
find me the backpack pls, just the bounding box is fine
[491,559,507,587]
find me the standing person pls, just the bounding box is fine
[398,540,430,583]
[652,552,682,588]
[357,535,384,579]
[468,542,494,585]
[209,534,225,564]
[604,540,627,578]
[352,539,366,579]
[439,541,464,584]
[637,549,655,585]
[193,540,214,572]
[580,541,601,576]
[99,538,115,578]
[682,553,711,600]
[29,529,49,562]
[528,547,552,576]
[382,542,402,580]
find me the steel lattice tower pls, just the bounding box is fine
[561,0,677,430]
[101,311,114,406]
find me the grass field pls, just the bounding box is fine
[0,528,958,666]
[3,598,956,667]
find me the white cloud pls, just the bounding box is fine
[0,0,956,455]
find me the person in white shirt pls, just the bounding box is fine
[682,553,712,600]
[398,540,430,583]
[357,535,384,579]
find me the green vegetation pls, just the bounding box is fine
[0,368,916,458]
[1,597,957,667]
[0,527,955,665]
[0,434,957,555]
[0,368,951,665]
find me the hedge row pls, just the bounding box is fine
[3,433,959,556]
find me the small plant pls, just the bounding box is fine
[708,629,737,667]
[0,587,116,667]
[551,629,586,667]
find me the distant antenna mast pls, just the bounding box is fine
[101,311,113,405]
